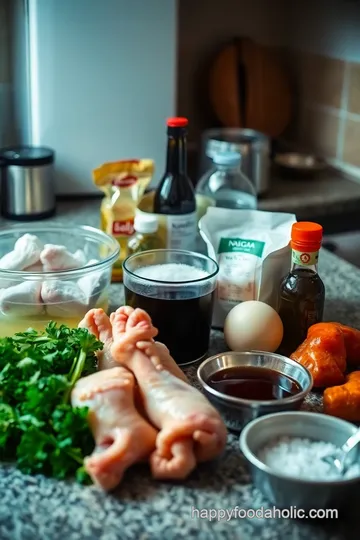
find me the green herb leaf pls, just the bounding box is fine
[0,322,101,482]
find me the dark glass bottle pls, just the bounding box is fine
[154,117,197,250]
[278,222,325,356]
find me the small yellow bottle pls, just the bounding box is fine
[127,214,164,255]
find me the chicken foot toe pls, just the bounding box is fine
[78,308,115,370]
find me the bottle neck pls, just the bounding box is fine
[291,247,320,273]
[216,163,240,172]
[165,128,187,176]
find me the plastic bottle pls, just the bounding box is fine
[127,214,164,255]
[196,151,257,209]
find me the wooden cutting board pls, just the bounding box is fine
[209,37,292,138]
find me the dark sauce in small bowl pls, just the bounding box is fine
[206,366,302,401]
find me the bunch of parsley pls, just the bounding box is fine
[0,322,103,483]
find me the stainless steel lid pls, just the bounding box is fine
[0,146,54,166]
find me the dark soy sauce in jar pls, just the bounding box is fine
[278,267,325,356]
[207,366,301,400]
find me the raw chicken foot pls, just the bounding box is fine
[71,366,157,491]
[110,306,189,383]
[79,307,189,383]
[78,308,114,370]
[111,307,228,480]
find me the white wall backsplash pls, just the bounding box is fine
[0,84,11,146]
[285,0,360,62]
[0,0,11,146]
[10,0,177,193]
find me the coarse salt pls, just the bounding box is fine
[134,263,209,282]
[258,436,360,481]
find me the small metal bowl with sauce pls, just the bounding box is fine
[197,351,312,432]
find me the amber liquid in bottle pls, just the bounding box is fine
[278,251,325,356]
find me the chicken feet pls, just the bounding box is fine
[78,308,115,370]
[79,307,189,383]
[111,306,227,480]
[71,366,157,491]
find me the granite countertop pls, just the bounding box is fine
[1,202,360,539]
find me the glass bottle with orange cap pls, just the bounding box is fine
[154,117,197,251]
[278,221,325,355]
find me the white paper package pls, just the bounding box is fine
[199,207,297,328]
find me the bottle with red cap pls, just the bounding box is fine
[153,117,197,250]
[278,221,325,355]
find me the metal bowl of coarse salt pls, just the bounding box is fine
[239,411,360,512]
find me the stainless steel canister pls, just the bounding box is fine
[0,146,55,220]
[200,128,270,195]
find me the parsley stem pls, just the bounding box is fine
[68,354,78,380]
[66,448,84,465]
[63,349,87,404]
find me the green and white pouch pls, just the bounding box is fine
[199,208,296,328]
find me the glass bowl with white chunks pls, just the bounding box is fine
[0,225,119,336]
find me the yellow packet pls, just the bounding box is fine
[93,159,154,281]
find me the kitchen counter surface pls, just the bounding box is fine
[0,166,356,232]
[259,170,360,218]
[1,202,360,539]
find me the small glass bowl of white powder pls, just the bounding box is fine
[239,411,360,511]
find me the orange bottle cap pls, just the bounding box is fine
[291,222,323,252]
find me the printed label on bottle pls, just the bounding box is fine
[292,249,319,266]
[216,237,266,305]
[112,219,135,236]
[166,212,197,250]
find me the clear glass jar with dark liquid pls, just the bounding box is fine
[278,222,325,356]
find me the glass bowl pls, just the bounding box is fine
[0,224,120,336]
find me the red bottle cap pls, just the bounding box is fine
[291,222,323,252]
[167,117,188,127]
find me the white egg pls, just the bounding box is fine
[224,300,284,353]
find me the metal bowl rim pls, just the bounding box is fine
[197,350,313,408]
[202,127,270,145]
[239,411,360,485]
